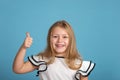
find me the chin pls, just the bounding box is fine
[55,50,66,54]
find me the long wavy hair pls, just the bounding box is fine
[38,20,82,70]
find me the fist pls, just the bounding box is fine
[23,32,33,48]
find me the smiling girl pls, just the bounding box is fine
[13,20,95,80]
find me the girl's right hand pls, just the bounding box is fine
[13,32,36,74]
[22,32,33,49]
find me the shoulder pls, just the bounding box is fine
[80,61,95,74]
[75,60,96,79]
[28,55,48,76]
[28,55,47,66]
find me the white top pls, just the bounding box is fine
[28,55,95,80]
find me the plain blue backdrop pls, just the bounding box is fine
[0,0,120,80]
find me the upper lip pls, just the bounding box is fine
[55,43,65,46]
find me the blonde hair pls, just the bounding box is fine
[38,20,82,70]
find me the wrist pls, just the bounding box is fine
[21,43,27,50]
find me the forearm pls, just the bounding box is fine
[13,32,34,74]
[80,75,88,80]
[13,44,27,73]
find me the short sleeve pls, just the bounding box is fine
[28,55,46,66]
[28,55,47,76]
[75,61,96,80]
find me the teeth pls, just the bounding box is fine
[56,44,64,47]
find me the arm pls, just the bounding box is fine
[13,32,37,74]
[80,75,88,80]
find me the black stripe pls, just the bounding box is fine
[36,63,47,76]
[31,55,45,63]
[79,61,91,73]
[83,62,96,77]
[28,55,46,66]
[81,62,96,77]
[75,61,96,78]
[55,56,65,58]
[75,73,80,80]
[28,57,39,66]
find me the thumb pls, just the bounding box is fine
[26,32,30,37]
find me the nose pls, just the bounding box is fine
[58,36,63,42]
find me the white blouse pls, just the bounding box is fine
[28,55,95,80]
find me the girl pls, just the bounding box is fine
[13,20,95,80]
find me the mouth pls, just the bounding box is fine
[55,44,65,48]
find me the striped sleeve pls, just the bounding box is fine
[75,61,96,80]
[28,55,47,76]
[28,55,45,66]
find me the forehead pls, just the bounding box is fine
[51,26,68,35]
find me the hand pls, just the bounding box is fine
[23,32,33,49]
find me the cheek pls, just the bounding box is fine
[50,38,57,44]
[65,39,69,46]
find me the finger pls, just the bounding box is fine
[26,32,30,37]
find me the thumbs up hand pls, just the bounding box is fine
[26,32,31,37]
[23,32,33,49]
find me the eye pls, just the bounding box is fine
[63,36,68,38]
[52,35,58,38]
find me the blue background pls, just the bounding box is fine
[0,0,120,80]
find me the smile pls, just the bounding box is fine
[55,44,65,48]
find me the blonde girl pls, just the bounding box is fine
[13,20,95,80]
